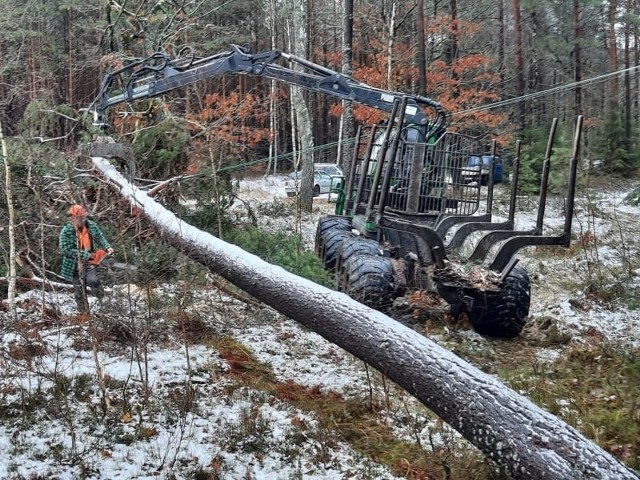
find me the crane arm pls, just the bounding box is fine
[92,44,449,136]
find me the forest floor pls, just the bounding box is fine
[1,173,639,479]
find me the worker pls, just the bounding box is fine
[59,204,114,313]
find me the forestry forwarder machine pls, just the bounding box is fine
[88,44,581,338]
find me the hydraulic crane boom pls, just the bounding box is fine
[92,44,450,137]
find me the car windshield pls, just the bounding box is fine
[288,170,331,180]
[468,155,498,166]
[315,164,342,176]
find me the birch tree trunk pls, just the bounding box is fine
[288,0,315,212]
[92,157,639,480]
[1,120,17,321]
[385,1,397,89]
[265,0,279,176]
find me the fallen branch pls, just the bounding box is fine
[91,156,638,480]
[15,247,66,284]
[205,273,262,308]
[0,275,73,291]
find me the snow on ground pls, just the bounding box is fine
[235,174,341,249]
[236,174,640,348]
[1,173,639,478]
[0,286,407,480]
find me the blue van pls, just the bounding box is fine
[461,155,503,185]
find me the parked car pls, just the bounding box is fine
[313,163,344,177]
[460,155,503,185]
[285,164,344,197]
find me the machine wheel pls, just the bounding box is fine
[314,216,352,255]
[336,236,381,282]
[313,184,321,197]
[469,265,530,338]
[321,230,353,270]
[343,254,397,310]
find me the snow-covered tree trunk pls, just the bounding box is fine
[92,157,639,480]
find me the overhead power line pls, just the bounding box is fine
[454,64,640,116]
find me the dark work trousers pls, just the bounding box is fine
[73,264,104,313]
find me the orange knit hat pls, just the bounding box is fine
[68,204,88,217]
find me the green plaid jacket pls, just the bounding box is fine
[59,219,111,281]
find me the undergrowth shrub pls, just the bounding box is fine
[135,241,181,282]
[226,226,333,287]
[624,187,640,206]
[255,200,295,218]
[132,117,191,178]
[182,202,234,235]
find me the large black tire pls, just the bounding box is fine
[336,236,381,279]
[321,229,353,270]
[314,216,352,256]
[343,254,398,310]
[469,265,530,338]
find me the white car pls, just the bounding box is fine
[285,164,344,197]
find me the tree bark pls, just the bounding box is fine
[385,0,397,89]
[497,0,505,83]
[623,0,632,150]
[444,0,459,99]
[1,119,17,321]
[289,0,315,212]
[266,0,279,176]
[512,0,526,129]
[91,156,639,480]
[574,0,582,117]
[340,0,355,189]
[416,0,427,95]
[607,0,619,99]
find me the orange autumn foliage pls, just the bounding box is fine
[325,12,511,142]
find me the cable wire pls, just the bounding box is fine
[454,64,640,116]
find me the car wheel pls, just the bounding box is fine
[469,265,531,338]
[313,184,321,197]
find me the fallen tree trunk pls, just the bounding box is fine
[92,157,638,480]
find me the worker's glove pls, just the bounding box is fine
[106,247,114,256]
[89,249,108,265]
